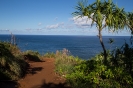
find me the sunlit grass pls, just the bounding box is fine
[55,48,84,76]
[43,52,56,58]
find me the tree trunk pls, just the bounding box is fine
[98,30,107,64]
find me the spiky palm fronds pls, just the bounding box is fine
[72,0,128,61]
[127,12,133,33]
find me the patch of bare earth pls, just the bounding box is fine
[0,58,70,88]
[18,58,70,88]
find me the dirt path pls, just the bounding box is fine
[18,58,70,88]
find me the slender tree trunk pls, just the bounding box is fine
[98,30,107,63]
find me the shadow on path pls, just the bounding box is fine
[27,66,43,75]
[32,80,71,88]
[0,81,19,88]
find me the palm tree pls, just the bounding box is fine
[126,12,133,44]
[73,0,127,62]
[127,12,133,33]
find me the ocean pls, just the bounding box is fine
[0,35,132,59]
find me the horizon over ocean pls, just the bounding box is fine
[0,34,132,59]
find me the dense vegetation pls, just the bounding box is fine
[55,48,83,76]
[73,0,133,62]
[0,40,133,87]
[0,42,43,80]
[0,1,133,88]
[55,43,133,88]
[55,0,133,87]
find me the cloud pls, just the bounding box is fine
[65,24,74,29]
[25,27,44,31]
[38,22,42,26]
[26,28,32,30]
[45,22,64,29]
[71,16,92,29]
[0,29,9,31]
[45,24,59,29]
[71,15,106,29]
[37,28,42,30]
[54,17,58,21]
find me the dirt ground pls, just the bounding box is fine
[0,58,70,88]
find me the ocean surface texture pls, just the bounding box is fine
[0,35,131,59]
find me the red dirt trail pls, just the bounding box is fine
[0,58,70,88]
[18,58,70,88]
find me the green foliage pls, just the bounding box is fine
[43,52,56,58]
[111,42,133,77]
[0,42,28,80]
[73,0,128,32]
[23,50,42,62]
[55,48,84,76]
[73,0,132,62]
[72,0,133,87]
[127,12,133,33]
[55,44,133,88]
[23,50,40,56]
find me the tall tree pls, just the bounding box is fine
[127,12,133,33]
[73,0,127,62]
[126,12,133,44]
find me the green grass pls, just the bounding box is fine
[23,50,43,62]
[43,52,56,58]
[55,48,84,76]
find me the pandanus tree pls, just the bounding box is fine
[127,12,133,33]
[126,12,133,44]
[73,0,127,62]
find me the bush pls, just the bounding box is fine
[55,48,84,76]
[23,50,42,62]
[55,44,133,88]
[0,42,28,80]
[43,52,56,58]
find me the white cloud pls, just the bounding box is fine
[65,24,74,29]
[38,22,42,26]
[0,29,9,31]
[71,15,106,29]
[45,22,64,29]
[37,28,42,30]
[71,16,92,29]
[46,24,59,29]
[26,28,32,30]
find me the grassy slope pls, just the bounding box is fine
[0,42,43,80]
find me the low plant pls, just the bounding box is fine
[0,42,28,80]
[55,48,84,76]
[23,50,42,62]
[43,52,55,58]
[65,43,133,88]
[54,43,133,88]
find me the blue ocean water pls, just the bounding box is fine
[0,35,131,59]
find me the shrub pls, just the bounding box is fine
[55,44,133,88]
[65,43,133,88]
[43,52,56,58]
[0,42,28,80]
[23,50,42,62]
[55,48,84,76]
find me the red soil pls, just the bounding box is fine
[18,58,70,88]
[0,58,70,88]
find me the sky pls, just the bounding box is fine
[0,0,133,36]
